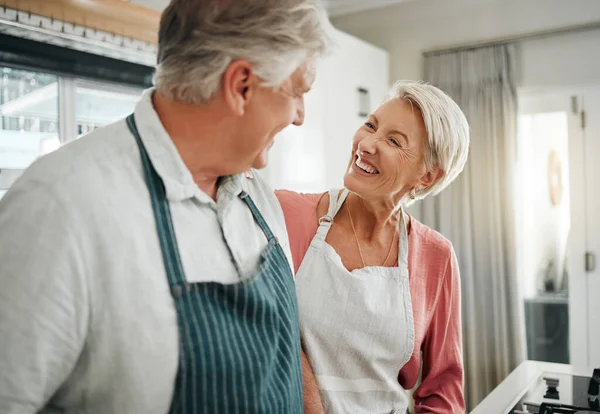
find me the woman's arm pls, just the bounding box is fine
[302,350,325,414]
[275,190,326,412]
[413,248,465,413]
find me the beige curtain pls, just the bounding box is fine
[419,44,527,410]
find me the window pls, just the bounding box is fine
[0,66,143,200]
[75,81,141,137]
[0,67,59,198]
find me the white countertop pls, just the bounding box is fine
[470,360,594,414]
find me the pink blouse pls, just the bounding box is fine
[276,190,465,413]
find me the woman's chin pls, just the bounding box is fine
[344,172,385,200]
[343,172,363,192]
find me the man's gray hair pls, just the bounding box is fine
[386,80,470,202]
[154,0,332,104]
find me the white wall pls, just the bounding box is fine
[332,0,600,89]
[519,29,600,90]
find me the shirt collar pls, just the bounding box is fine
[216,174,247,210]
[132,89,249,203]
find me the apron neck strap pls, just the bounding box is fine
[397,210,409,269]
[314,189,349,241]
[315,188,410,269]
[327,188,349,219]
[239,191,276,242]
[126,114,188,287]
[126,114,280,284]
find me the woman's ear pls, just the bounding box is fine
[420,166,445,188]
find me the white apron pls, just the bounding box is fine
[296,189,415,414]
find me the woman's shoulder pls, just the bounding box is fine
[275,190,327,273]
[276,189,347,221]
[274,190,326,225]
[275,190,326,231]
[408,216,454,260]
[275,190,323,211]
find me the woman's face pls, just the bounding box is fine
[344,98,437,202]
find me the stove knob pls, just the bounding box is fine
[543,376,559,388]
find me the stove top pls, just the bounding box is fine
[511,368,600,414]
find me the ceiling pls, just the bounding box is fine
[128,0,419,17]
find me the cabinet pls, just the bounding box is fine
[524,295,569,364]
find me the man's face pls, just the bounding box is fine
[239,60,316,170]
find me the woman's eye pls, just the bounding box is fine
[389,137,401,147]
[364,122,375,130]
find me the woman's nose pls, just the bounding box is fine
[358,135,378,155]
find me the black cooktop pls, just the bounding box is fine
[511,368,599,414]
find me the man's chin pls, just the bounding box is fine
[251,152,269,170]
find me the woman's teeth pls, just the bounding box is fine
[355,157,379,174]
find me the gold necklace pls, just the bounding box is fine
[346,197,397,267]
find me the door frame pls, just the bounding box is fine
[517,85,589,369]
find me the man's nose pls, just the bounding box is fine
[292,98,305,127]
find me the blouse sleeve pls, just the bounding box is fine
[413,247,465,413]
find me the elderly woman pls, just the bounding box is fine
[277,80,469,414]
[0,0,330,413]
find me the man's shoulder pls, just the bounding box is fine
[11,119,137,197]
[242,170,286,224]
[245,169,274,198]
[243,169,294,251]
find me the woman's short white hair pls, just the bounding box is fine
[154,0,332,104]
[386,80,470,201]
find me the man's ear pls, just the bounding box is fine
[222,60,256,116]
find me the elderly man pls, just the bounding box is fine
[0,0,331,413]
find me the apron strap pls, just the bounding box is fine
[329,188,349,218]
[315,187,410,270]
[126,114,188,288]
[319,188,349,224]
[313,188,350,243]
[126,114,282,284]
[397,210,409,269]
[239,191,277,242]
[325,189,338,219]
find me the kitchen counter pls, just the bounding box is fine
[470,360,594,414]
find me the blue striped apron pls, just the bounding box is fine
[126,114,303,414]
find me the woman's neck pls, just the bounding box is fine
[348,192,400,239]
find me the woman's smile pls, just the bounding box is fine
[352,155,380,176]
